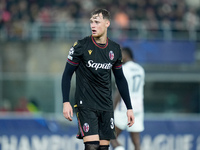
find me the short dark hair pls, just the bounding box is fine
[122,47,134,60]
[91,8,111,20]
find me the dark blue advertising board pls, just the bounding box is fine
[0,116,199,150]
[120,40,195,64]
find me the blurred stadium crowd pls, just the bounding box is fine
[0,0,200,33]
[0,0,200,114]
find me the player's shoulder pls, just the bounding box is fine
[79,36,90,43]
[134,62,145,73]
[72,36,90,48]
[125,61,144,71]
[108,38,120,49]
[133,61,142,67]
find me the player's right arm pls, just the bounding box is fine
[62,62,77,121]
[62,40,83,121]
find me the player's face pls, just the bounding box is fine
[90,13,110,38]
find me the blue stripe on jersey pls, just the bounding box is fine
[67,59,79,66]
[113,64,122,69]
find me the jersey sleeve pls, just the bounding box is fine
[113,46,123,69]
[67,41,83,66]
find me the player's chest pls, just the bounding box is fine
[82,45,117,64]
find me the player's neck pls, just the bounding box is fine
[93,34,107,44]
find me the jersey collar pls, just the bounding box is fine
[91,35,108,49]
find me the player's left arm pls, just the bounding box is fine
[113,68,135,127]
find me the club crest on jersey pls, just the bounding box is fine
[83,123,89,132]
[88,50,93,55]
[109,51,114,60]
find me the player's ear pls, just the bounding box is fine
[105,20,110,28]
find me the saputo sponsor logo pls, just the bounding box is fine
[86,60,112,70]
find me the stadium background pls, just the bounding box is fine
[0,0,200,150]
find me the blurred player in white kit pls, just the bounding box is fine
[111,47,145,150]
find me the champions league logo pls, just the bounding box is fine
[83,123,89,132]
[68,47,74,60]
[109,51,114,60]
[69,47,74,55]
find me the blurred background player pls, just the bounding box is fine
[111,47,145,150]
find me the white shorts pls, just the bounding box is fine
[114,110,144,132]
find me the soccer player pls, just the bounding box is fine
[111,47,145,150]
[61,9,135,150]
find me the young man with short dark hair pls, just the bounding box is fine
[62,9,135,150]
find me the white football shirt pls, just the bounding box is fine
[115,61,145,112]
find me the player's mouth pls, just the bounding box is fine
[92,30,97,34]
